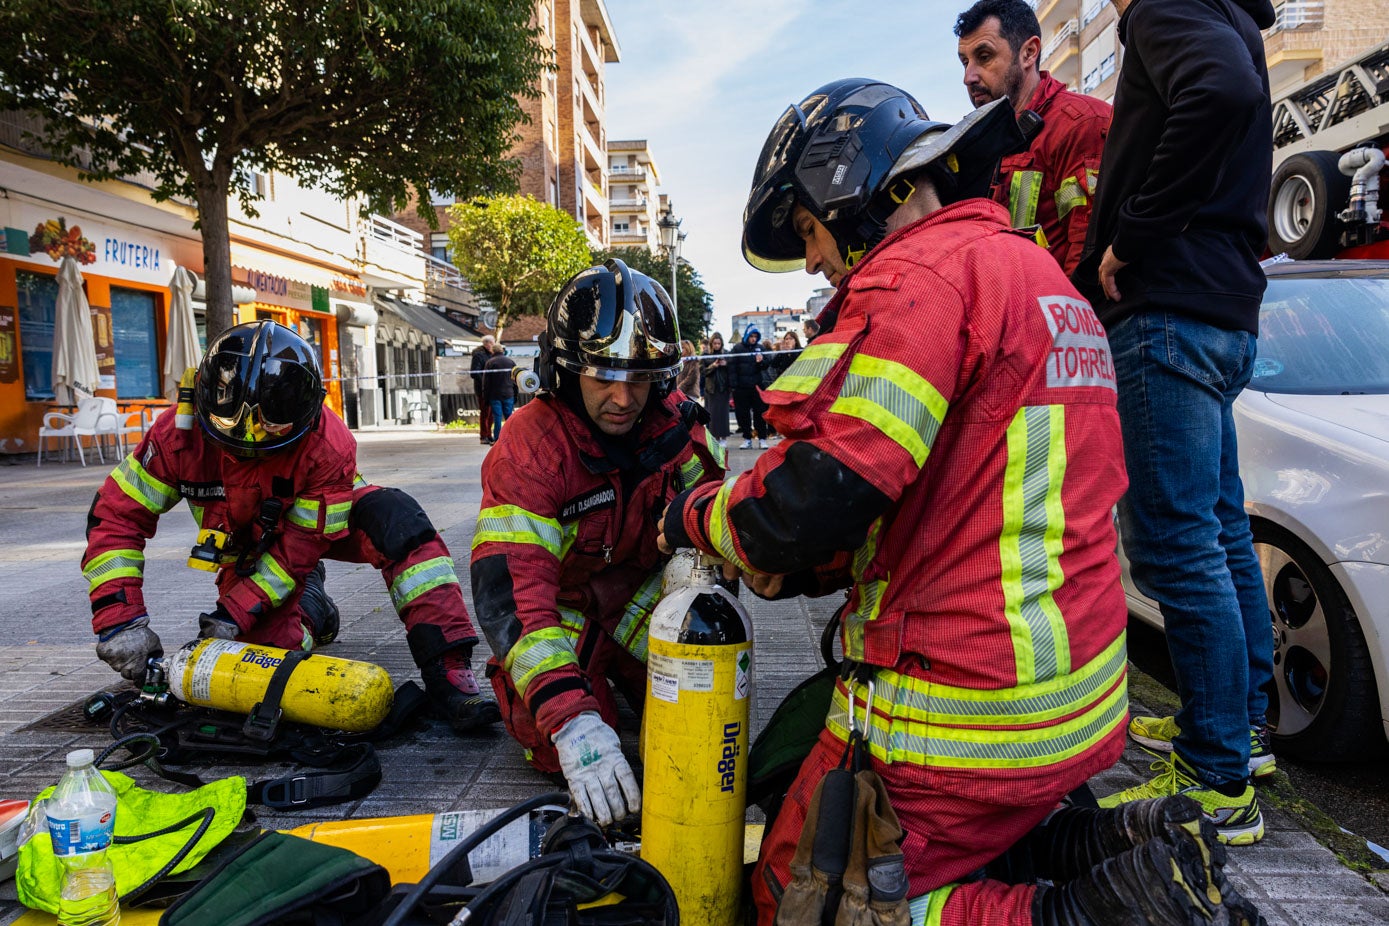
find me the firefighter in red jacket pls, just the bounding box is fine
[660,81,1263,926]
[956,0,1111,274]
[85,321,499,733]
[471,260,724,825]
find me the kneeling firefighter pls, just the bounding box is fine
[84,320,499,733]
[470,259,724,825]
[659,79,1266,925]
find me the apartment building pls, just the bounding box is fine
[1037,0,1389,103]
[608,139,664,252]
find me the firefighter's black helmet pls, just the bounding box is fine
[195,320,326,458]
[537,259,681,392]
[743,78,1025,273]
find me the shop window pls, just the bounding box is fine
[111,287,160,399]
[17,270,60,401]
[296,315,324,369]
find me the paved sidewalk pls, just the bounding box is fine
[2,432,1387,924]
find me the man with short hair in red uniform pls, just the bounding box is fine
[659,81,1264,925]
[85,320,499,733]
[956,0,1111,275]
[470,259,724,827]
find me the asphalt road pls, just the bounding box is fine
[1127,618,1389,856]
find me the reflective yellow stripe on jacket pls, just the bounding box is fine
[473,504,563,557]
[611,572,661,663]
[826,634,1128,769]
[1000,405,1070,684]
[111,455,178,514]
[84,549,144,593]
[829,354,948,467]
[249,552,296,606]
[505,626,580,697]
[286,497,322,531]
[1008,169,1044,228]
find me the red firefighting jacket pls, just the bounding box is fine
[471,390,723,738]
[666,199,1129,797]
[83,408,360,635]
[993,71,1111,275]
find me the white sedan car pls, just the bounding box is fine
[1121,260,1389,761]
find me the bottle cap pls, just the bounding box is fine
[66,749,95,768]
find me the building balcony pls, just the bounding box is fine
[1265,0,1324,35]
[1042,19,1079,65]
[361,214,426,285]
[609,196,648,211]
[1264,27,1325,95]
[1034,0,1063,30]
[424,256,481,314]
[611,228,649,245]
[609,165,647,182]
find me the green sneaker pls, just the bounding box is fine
[1126,715,1277,779]
[1097,754,1266,846]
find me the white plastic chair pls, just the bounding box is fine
[118,406,155,454]
[37,397,119,467]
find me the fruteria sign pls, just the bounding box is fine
[0,202,183,286]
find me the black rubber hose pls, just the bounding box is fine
[379,791,570,926]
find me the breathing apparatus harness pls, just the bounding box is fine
[85,655,426,812]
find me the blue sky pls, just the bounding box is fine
[603,0,978,335]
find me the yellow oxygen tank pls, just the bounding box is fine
[289,803,566,883]
[641,551,754,926]
[162,639,394,733]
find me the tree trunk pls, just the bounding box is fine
[193,167,235,339]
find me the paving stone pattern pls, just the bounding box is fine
[1,433,1385,924]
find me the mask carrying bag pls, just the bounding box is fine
[775,670,911,926]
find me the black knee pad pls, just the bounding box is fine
[352,487,437,562]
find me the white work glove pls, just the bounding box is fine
[95,616,163,681]
[551,711,640,826]
[197,604,240,641]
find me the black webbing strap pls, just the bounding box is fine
[244,649,311,742]
[248,743,382,811]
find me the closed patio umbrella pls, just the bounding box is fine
[52,256,100,405]
[163,266,201,400]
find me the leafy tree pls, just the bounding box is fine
[593,246,714,343]
[447,195,591,334]
[0,0,546,336]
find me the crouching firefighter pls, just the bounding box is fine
[470,259,724,825]
[84,320,500,734]
[659,80,1266,925]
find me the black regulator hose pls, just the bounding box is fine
[379,790,571,926]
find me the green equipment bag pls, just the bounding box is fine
[747,664,838,828]
[17,770,247,914]
[160,831,391,926]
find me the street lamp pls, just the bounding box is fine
[657,208,683,326]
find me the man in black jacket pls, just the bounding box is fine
[471,335,496,444]
[1074,0,1277,847]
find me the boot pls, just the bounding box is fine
[300,562,340,646]
[1031,826,1266,926]
[1024,796,1223,883]
[419,648,502,734]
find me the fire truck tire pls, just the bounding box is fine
[1268,151,1350,260]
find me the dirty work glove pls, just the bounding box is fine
[96,616,163,681]
[551,711,640,826]
[197,604,240,641]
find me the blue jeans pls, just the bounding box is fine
[489,397,514,442]
[1107,311,1274,787]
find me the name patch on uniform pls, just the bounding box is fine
[559,487,616,522]
[179,481,226,501]
[1038,296,1117,391]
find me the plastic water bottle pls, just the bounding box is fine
[47,749,120,926]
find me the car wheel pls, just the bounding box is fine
[1254,522,1385,760]
[1267,151,1350,260]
